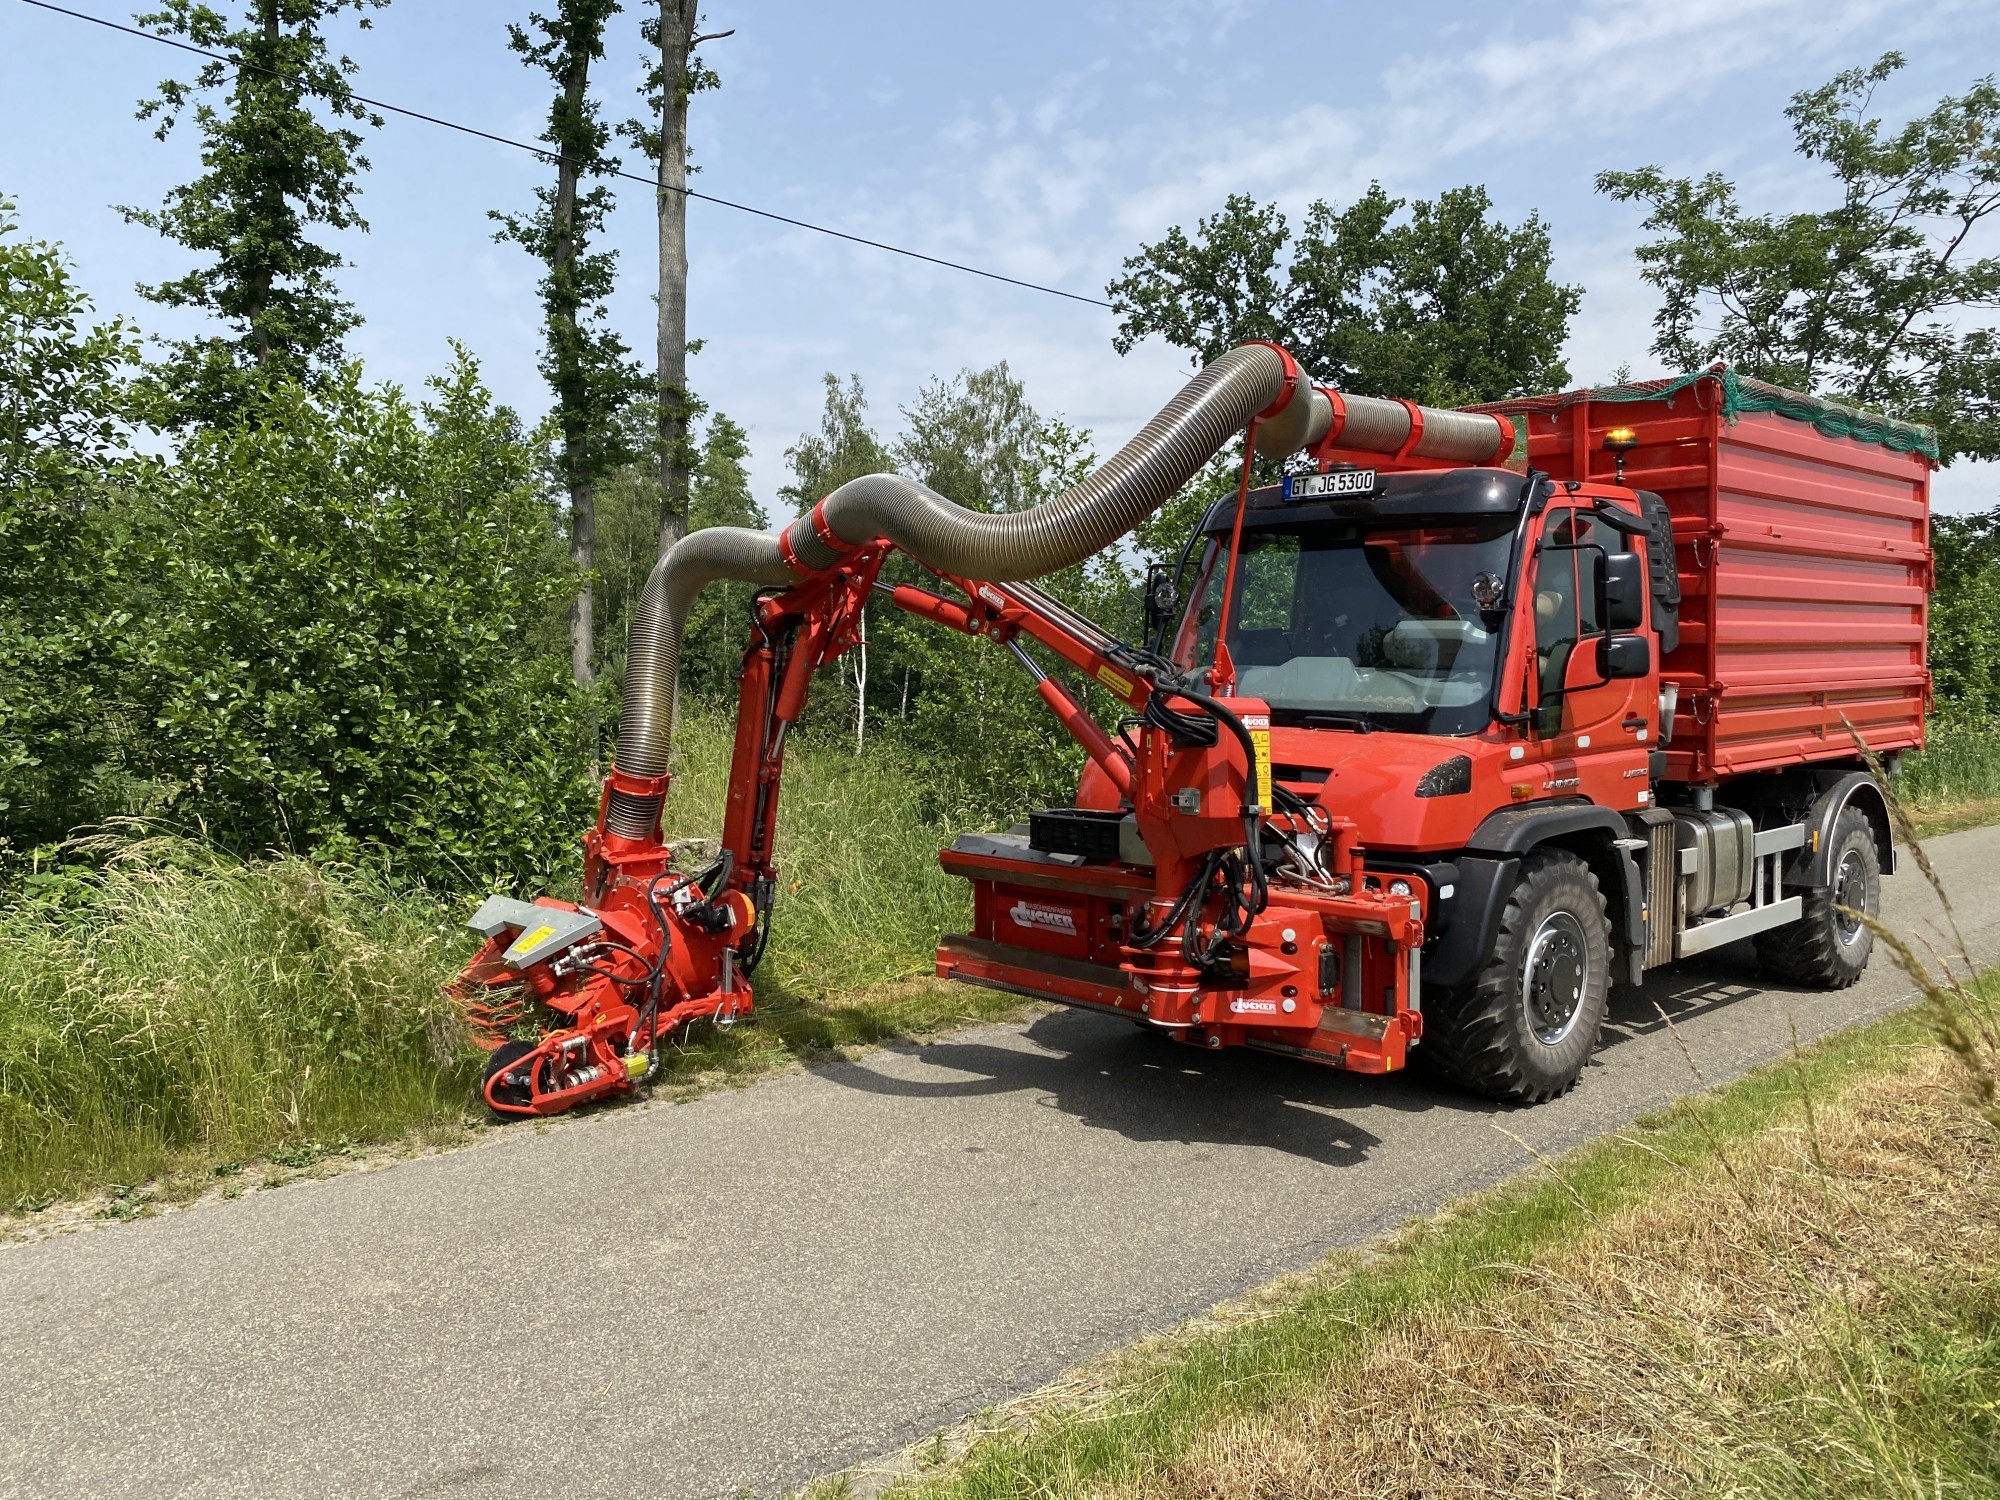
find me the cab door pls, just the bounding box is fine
[1522,504,1652,807]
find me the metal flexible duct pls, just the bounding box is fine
[606,348,1511,840]
[606,343,1293,839]
[781,342,1289,577]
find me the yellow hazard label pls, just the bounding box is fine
[1096,664,1135,696]
[511,924,556,955]
[1250,728,1273,810]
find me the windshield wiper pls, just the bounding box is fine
[1295,711,1375,733]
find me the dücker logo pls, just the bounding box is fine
[1009,900,1078,936]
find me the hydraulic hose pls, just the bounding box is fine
[606,342,1300,839]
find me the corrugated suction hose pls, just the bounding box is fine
[606,343,1294,839]
[605,344,1510,840]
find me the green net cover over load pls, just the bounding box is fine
[1474,364,1940,463]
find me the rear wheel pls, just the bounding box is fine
[1427,850,1611,1104]
[1754,806,1878,988]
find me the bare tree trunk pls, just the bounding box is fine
[655,0,697,556]
[852,636,867,756]
[554,39,596,696]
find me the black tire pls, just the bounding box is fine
[1426,850,1611,1104]
[483,1039,539,1115]
[1754,806,1878,988]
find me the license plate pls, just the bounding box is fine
[1285,468,1377,501]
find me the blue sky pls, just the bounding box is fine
[3,0,1997,513]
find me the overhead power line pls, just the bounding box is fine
[15,0,1116,311]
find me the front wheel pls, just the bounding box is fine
[1426,850,1611,1104]
[1754,806,1878,988]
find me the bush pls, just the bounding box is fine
[0,203,150,850]
[131,352,597,890]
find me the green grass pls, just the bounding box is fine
[667,713,980,996]
[0,719,1008,1208]
[1903,715,2000,824]
[0,840,478,1208]
[857,995,1997,1500]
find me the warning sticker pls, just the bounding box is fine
[1249,727,1273,809]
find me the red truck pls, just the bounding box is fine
[936,368,1932,1101]
[454,347,1933,1114]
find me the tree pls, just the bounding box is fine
[779,373,894,512]
[675,414,772,700]
[493,0,647,695]
[895,363,1041,514]
[121,0,386,426]
[628,2,730,555]
[0,204,151,851]
[1930,512,2000,719]
[1596,53,2000,463]
[775,366,1134,803]
[1109,185,1581,406]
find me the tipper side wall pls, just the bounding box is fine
[1489,377,1931,780]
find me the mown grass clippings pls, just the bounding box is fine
[1105,1045,1999,1500]
[843,1000,1994,1500]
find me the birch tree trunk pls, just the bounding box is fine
[654,0,697,555]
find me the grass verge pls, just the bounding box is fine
[1905,715,2000,837]
[10,712,1998,1214]
[836,988,2000,1499]
[1,721,1011,1211]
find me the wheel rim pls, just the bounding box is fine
[1524,911,1589,1046]
[1832,848,1868,948]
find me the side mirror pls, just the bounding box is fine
[1599,551,1646,632]
[1597,633,1651,680]
[1142,564,1180,648]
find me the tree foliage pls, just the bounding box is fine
[121,0,387,426]
[1109,184,1581,406]
[0,206,151,850]
[493,0,648,693]
[1930,513,2000,719]
[1597,52,2000,463]
[776,368,1136,815]
[673,413,772,699]
[133,354,596,888]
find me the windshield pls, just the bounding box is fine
[1184,515,1516,734]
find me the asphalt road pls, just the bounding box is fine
[5,823,1996,1500]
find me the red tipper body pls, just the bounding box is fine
[1487,374,1931,773]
